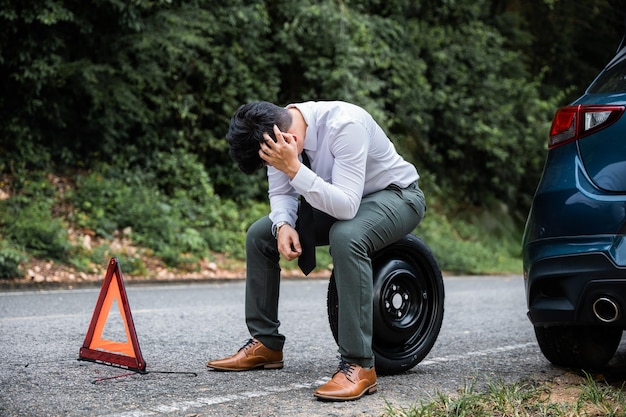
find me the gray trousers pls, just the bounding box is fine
[245,182,426,367]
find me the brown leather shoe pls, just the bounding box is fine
[207,338,283,371]
[314,360,377,401]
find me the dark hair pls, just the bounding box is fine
[225,101,292,174]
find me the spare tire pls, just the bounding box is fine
[327,234,444,375]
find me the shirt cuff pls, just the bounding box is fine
[290,163,316,194]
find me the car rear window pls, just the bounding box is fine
[588,47,626,93]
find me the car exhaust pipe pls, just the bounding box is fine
[592,297,621,323]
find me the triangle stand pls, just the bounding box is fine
[79,257,147,372]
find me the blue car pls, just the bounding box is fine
[523,38,626,369]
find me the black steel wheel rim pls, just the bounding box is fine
[372,251,440,358]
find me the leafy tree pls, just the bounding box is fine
[1,0,623,277]
[0,0,275,200]
[493,0,625,103]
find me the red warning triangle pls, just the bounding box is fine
[79,258,146,372]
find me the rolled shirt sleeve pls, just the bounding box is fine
[290,122,368,220]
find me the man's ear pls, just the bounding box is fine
[287,133,297,144]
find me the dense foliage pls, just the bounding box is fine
[0,0,624,278]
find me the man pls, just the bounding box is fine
[207,100,426,401]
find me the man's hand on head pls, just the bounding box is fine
[259,125,301,179]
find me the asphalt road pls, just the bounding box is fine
[1,275,623,416]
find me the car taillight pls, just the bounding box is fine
[548,104,625,149]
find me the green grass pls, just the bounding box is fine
[383,372,626,417]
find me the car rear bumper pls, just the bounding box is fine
[524,238,626,327]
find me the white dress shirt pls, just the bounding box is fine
[268,101,419,229]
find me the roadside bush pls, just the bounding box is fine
[68,157,260,268]
[0,241,28,279]
[70,168,190,266]
[5,202,71,262]
[0,172,72,263]
[418,199,523,274]
[0,166,526,278]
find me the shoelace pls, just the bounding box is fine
[335,357,356,381]
[238,338,258,352]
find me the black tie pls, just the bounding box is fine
[296,151,316,275]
